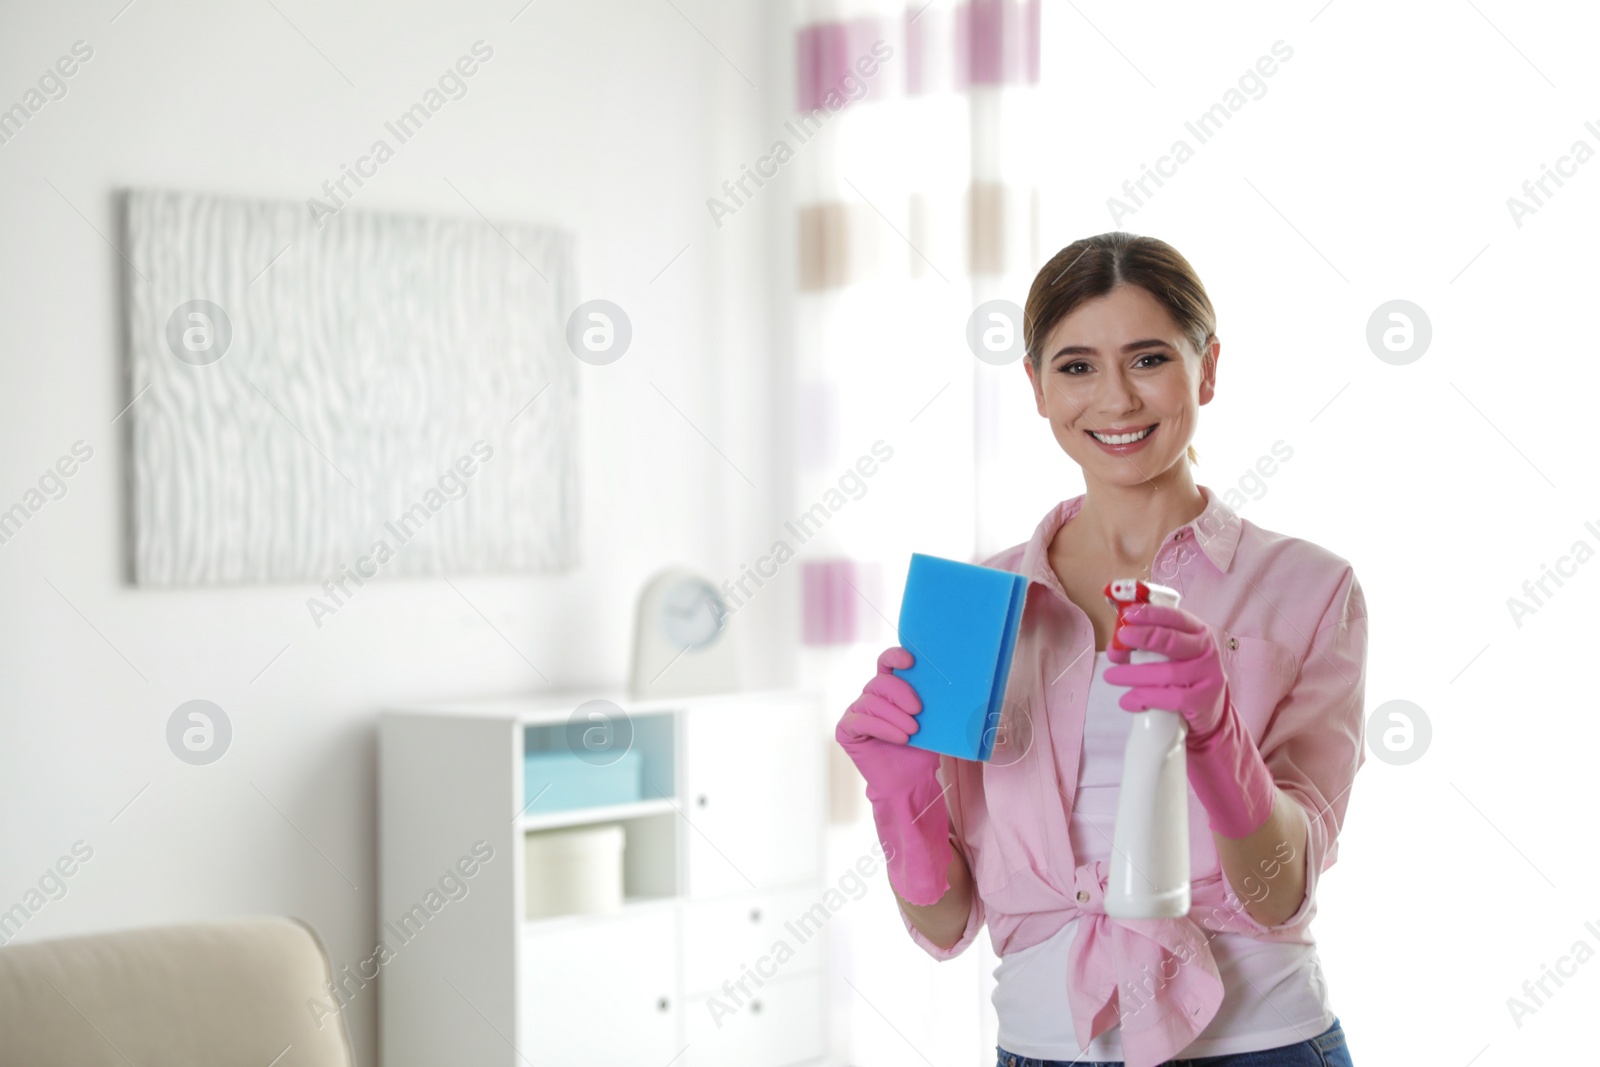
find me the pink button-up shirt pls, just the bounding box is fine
[899,483,1369,1067]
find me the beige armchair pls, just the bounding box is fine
[0,916,358,1066]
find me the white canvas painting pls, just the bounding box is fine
[122,187,578,587]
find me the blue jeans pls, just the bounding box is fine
[996,1015,1353,1067]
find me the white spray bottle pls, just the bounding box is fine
[1101,578,1191,919]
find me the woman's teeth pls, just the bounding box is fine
[1089,425,1154,445]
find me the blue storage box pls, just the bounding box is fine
[523,748,644,814]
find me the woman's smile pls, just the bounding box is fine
[1086,421,1158,454]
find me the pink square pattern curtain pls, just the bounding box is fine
[790,0,1043,648]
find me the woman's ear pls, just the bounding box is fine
[1024,358,1048,417]
[1198,337,1220,406]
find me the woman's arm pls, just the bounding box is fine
[1214,566,1368,932]
[892,843,975,951]
[1214,787,1309,927]
[1108,566,1368,933]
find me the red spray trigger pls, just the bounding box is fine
[1103,578,1151,652]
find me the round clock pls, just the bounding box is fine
[660,577,727,649]
[630,567,742,698]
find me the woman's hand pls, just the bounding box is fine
[835,647,954,905]
[1102,602,1278,840]
[836,646,943,789]
[1102,602,1229,741]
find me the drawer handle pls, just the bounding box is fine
[657,996,671,1012]
[697,794,708,807]
[751,999,762,1013]
[749,908,762,923]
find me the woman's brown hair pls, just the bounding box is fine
[1024,232,1215,465]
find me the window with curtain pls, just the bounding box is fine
[789,0,1049,657]
[787,1,1046,1061]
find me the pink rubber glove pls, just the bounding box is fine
[1103,603,1277,839]
[835,646,954,906]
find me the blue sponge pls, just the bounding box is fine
[893,552,1028,761]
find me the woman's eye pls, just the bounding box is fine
[1057,353,1168,374]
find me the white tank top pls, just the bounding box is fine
[991,651,1335,1060]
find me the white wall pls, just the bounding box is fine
[0,1,792,1063]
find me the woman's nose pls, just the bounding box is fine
[1095,369,1137,411]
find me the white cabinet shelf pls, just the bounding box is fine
[518,796,679,832]
[379,688,829,1067]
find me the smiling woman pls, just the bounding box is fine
[836,232,1368,1067]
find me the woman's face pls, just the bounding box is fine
[1024,283,1217,487]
